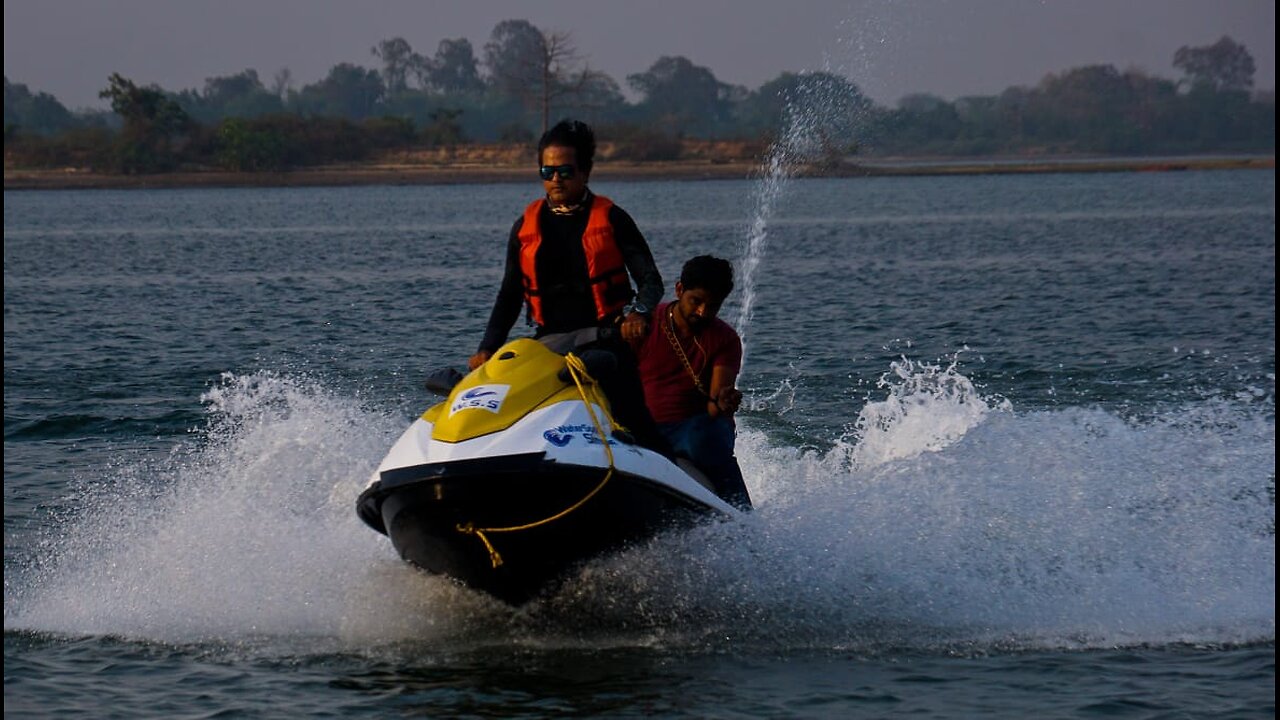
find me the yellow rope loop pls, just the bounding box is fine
[563,353,625,434]
[456,522,504,568]
[563,352,620,462]
[453,352,620,569]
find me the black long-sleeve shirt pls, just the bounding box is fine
[478,194,663,353]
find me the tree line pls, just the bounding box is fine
[3,24,1274,174]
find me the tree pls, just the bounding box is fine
[178,69,284,123]
[270,68,293,101]
[571,71,627,125]
[869,93,960,153]
[293,63,384,120]
[1119,69,1179,146]
[736,71,871,151]
[484,20,546,92]
[484,19,606,133]
[427,38,484,94]
[1040,66,1132,119]
[203,70,264,106]
[372,37,424,96]
[216,117,287,171]
[1174,36,1256,93]
[627,56,740,136]
[99,72,193,172]
[1027,64,1170,151]
[4,77,77,135]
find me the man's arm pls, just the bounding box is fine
[470,220,525,369]
[610,206,663,310]
[707,365,742,417]
[610,206,663,342]
[706,329,744,417]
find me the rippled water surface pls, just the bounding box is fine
[4,171,1275,718]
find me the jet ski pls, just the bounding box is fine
[357,337,739,605]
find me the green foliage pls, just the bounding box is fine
[877,95,964,152]
[364,115,418,147]
[5,28,1274,174]
[293,63,384,120]
[1175,36,1256,93]
[374,36,486,96]
[377,88,518,141]
[216,117,287,170]
[100,73,189,132]
[627,56,741,137]
[484,20,546,95]
[176,69,284,124]
[98,73,193,172]
[428,39,484,94]
[866,52,1271,156]
[482,19,607,132]
[5,125,115,169]
[204,114,378,170]
[419,109,464,146]
[4,77,78,135]
[371,37,421,96]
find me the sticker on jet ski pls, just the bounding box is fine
[449,384,511,416]
[543,423,616,447]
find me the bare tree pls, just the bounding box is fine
[271,67,293,101]
[537,31,606,133]
[485,20,607,133]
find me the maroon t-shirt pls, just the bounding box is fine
[638,301,743,424]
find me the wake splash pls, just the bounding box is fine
[5,372,401,644]
[547,362,1274,652]
[5,366,1274,656]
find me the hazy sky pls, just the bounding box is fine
[4,0,1275,111]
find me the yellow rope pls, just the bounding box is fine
[455,351,618,568]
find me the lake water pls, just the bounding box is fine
[4,171,1275,718]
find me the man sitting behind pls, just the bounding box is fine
[636,256,752,510]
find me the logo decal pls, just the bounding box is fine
[543,429,573,447]
[543,423,615,447]
[449,384,511,416]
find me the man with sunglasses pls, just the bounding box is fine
[469,119,666,449]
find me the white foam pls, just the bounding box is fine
[6,373,405,642]
[561,370,1275,650]
[5,365,1273,653]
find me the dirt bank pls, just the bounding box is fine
[3,152,1271,190]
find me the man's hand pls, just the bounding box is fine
[713,386,742,416]
[620,311,649,343]
[468,350,492,370]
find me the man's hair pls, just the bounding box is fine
[538,119,597,174]
[680,255,735,300]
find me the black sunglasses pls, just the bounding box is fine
[539,164,576,181]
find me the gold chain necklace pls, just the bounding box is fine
[662,305,711,398]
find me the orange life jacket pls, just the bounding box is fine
[517,195,633,326]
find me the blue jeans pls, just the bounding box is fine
[657,414,753,511]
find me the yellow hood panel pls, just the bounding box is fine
[429,339,585,443]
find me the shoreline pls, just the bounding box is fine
[3,155,1272,190]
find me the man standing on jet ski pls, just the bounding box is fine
[469,119,666,449]
[635,255,752,510]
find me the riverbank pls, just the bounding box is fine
[3,154,1272,190]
